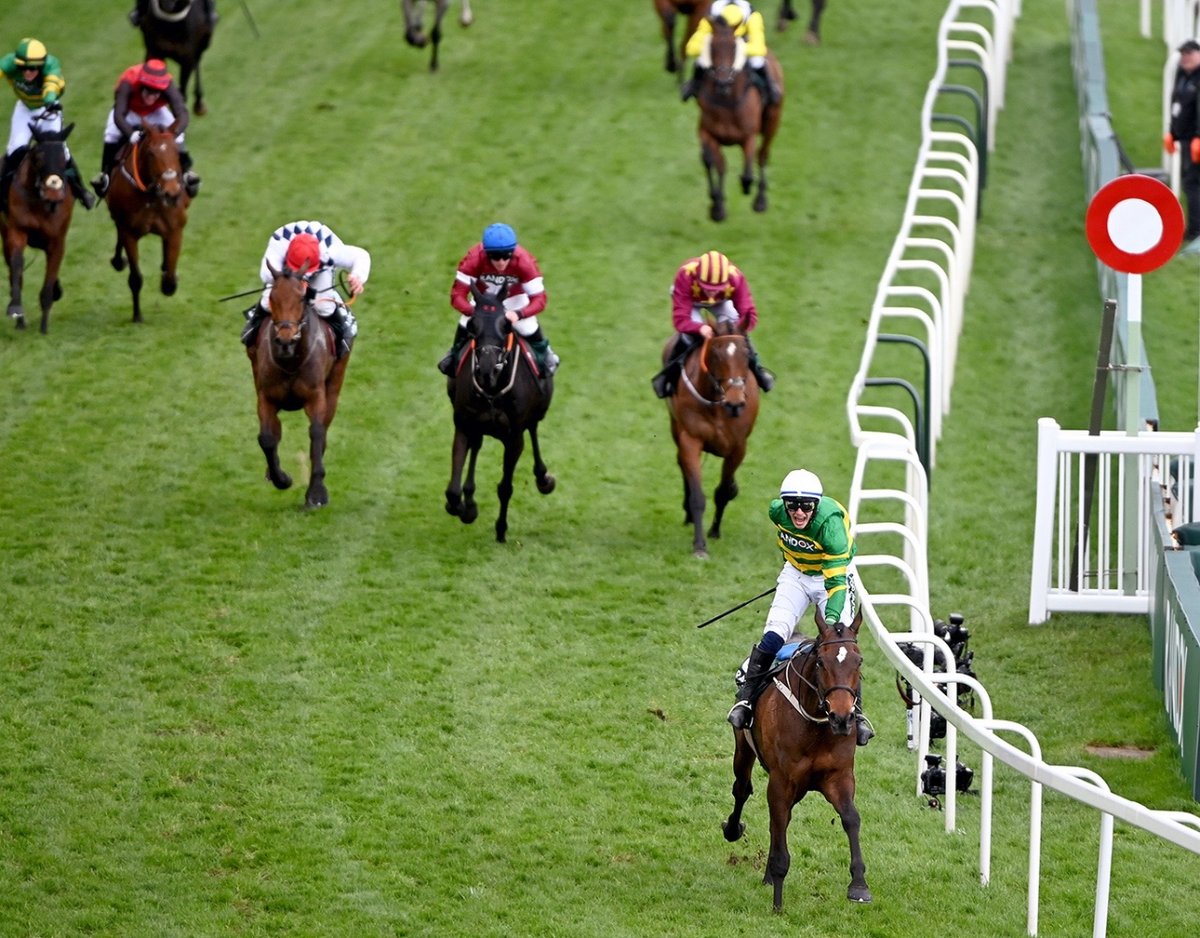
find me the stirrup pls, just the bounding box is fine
[755,367,775,392]
[728,700,754,730]
[183,171,201,197]
[437,352,454,376]
[91,173,109,197]
[856,714,875,747]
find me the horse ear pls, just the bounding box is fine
[470,281,486,303]
[267,260,280,279]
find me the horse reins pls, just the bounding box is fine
[680,335,747,406]
[773,636,860,724]
[468,331,520,400]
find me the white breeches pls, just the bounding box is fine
[687,300,739,328]
[763,563,858,643]
[457,312,539,336]
[103,106,184,145]
[7,101,68,156]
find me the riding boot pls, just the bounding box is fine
[178,147,202,197]
[65,156,96,210]
[241,303,268,347]
[744,336,775,392]
[438,325,470,375]
[681,64,707,102]
[326,308,354,359]
[91,141,120,197]
[652,332,700,398]
[855,687,874,746]
[752,64,781,105]
[728,643,778,730]
[524,326,559,376]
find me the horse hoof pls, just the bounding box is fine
[304,496,328,509]
[111,256,126,272]
[804,30,821,46]
[754,197,768,213]
[693,548,709,560]
[537,474,556,495]
[461,503,478,525]
[710,205,726,222]
[14,315,26,331]
[52,281,63,301]
[195,101,208,117]
[722,820,745,842]
[268,472,293,491]
[405,28,428,48]
[848,886,872,903]
[459,11,474,26]
[162,277,177,296]
[740,179,753,196]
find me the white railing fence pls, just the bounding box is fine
[845,2,1200,935]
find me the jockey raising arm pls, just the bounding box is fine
[726,469,872,745]
[438,222,559,377]
[92,60,200,199]
[0,38,94,209]
[651,250,773,398]
[240,220,370,360]
[680,1,779,105]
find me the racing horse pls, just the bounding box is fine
[723,607,871,910]
[247,263,350,509]
[445,282,555,543]
[663,320,760,558]
[1,122,78,334]
[136,0,216,115]
[103,127,190,323]
[401,0,474,71]
[693,16,784,221]
[651,0,706,74]
[779,0,829,45]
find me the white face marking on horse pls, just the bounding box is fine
[837,646,847,664]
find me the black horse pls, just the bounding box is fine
[135,0,216,115]
[445,282,555,543]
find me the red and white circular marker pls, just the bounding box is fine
[1085,174,1184,273]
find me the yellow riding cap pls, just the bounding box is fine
[15,38,47,68]
[697,250,732,290]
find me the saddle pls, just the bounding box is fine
[735,639,815,696]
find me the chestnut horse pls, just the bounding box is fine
[779,0,829,45]
[136,0,215,115]
[401,0,474,71]
[247,264,350,509]
[445,282,555,543]
[103,128,190,323]
[2,122,78,333]
[663,321,760,558]
[651,0,706,74]
[694,17,784,221]
[723,607,871,910]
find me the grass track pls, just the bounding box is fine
[0,1,1198,935]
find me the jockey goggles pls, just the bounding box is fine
[485,249,514,261]
[784,497,818,514]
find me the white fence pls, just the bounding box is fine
[846,1,1200,934]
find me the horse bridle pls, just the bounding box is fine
[774,636,860,724]
[468,330,520,400]
[679,335,748,407]
[121,138,180,199]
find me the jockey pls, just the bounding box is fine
[651,250,774,398]
[0,38,94,209]
[680,1,780,106]
[91,59,200,199]
[727,468,873,746]
[241,220,370,360]
[439,222,560,377]
[130,0,219,28]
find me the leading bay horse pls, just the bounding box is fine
[445,282,555,543]
[694,17,784,221]
[663,321,759,558]
[103,128,190,323]
[652,0,706,74]
[723,607,871,910]
[401,0,474,72]
[136,0,215,115]
[248,264,350,509]
[2,122,78,333]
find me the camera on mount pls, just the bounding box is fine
[920,753,974,797]
[896,612,977,740]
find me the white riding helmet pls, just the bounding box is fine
[780,469,822,500]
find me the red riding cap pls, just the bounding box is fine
[285,234,322,275]
[139,59,172,91]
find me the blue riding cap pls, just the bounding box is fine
[482,222,518,252]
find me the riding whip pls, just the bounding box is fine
[218,286,262,302]
[696,587,776,629]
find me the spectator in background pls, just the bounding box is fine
[1168,39,1200,255]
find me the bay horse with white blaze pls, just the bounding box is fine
[663,320,759,558]
[693,17,784,221]
[723,606,871,910]
[445,283,555,543]
[248,264,350,509]
[2,123,78,333]
[402,0,474,71]
[136,0,215,115]
[103,128,190,323]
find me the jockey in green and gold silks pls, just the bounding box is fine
[0,38,93,209]
[726,468,873,745]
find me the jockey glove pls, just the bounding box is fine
[1191,137,1200,162]
[1165,133,1177,155]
